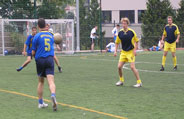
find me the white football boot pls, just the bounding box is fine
[38,102,48,109]
[116,81,124,86]
[133,83,142,88]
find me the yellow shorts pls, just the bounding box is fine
[119,50,135,63]
[164,41,176,52]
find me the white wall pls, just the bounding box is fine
[101,0,181,23]
[101,0,180,10]
[101,0,147,11]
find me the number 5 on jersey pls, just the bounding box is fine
[45,38,50,51]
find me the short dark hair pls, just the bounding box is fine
[110,40,114,42]
[116,24,120,27]
[38,18,46,28]
[32,26,37,30]
[167,16,173,20]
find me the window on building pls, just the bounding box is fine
[102,11,112,23]
[138,10,145,23]
[120,10,135,24]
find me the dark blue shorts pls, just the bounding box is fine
[27,53,32,59]
[36,56,54,77]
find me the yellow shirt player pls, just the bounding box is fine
[114,17,142,88]
[160,16,180,71]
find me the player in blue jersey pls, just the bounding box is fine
[16,27,37,72]
[32,18,57,111]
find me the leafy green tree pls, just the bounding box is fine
[0,0,74,19]
[141,0,175,48]
[79,0,101,50]
[176,0,184,47]
[37,0,63,19]
[176,0,184,36]
[0,0,34,19]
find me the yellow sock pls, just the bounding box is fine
[137,79,142,84]
[120,77,124,82]
[173,56,177,67]
[162,56,166,67]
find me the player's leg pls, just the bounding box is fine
[54,55,62,73]
[91,39,94,51]
[171,52,177,70]
[47,75,57,111]
[116,61,125,86]
[171,43,177,70]
[47,75,56,95]
[46,56,57,111]
[16,56,32,72]
[130,62,142,87]
[160,51,168,71]
[37,76,48,108]
[160,42,169,71]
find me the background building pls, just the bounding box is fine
[101,0,180,38]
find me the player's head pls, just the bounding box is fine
[167,16,173,25]
[110,39,114,43]
[32,27,37,35]
[121,17,130,29]
[95,26,98,30]
[38,18,46,29]
[45,23,50,31]
[116,24,120,28]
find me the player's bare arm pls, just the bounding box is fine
[32,50,35,57]
[176,34,180,43]
[134,42,138,56]
[114,43,118,57]
[22,44,27,56]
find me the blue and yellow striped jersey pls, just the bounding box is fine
[25,35,34,54]
[163,24,180,44]
[116,28,139,51]
[32,31,54,60]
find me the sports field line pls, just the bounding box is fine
[0,88,127,119]
[80,58,184,74]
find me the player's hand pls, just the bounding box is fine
[176,39,179,43]
[56,45,61,50]
[161,40,164,44]
[133,50,137,56]
[22,51,26,56]
[114,51,117,57]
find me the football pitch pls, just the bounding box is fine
[0,51,184,119]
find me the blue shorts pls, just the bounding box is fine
[27,53,32,59]
[36,56,54,77]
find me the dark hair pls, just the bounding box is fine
[110,40,114,42]
[116,24,120,27]
[32,26,37,30]
[38,18,46,28]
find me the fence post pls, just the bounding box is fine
[1,19,4,56]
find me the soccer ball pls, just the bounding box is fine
[54,33,62,44]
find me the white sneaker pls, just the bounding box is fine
[51,96,57,111]
[133,83,142,88]
[116,81,124,86]
[38,102,48,109]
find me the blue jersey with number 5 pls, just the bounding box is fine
[32,31,54,60]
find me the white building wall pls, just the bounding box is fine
[101,0,181,23]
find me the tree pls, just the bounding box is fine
[0,0,74,19]
[176,0,184,37]
[37,0,63,19]
[79,0,101,50]
[0,0,34,19]
[141,0,175,48]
